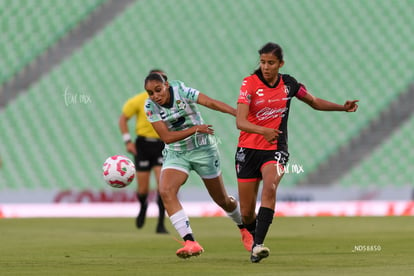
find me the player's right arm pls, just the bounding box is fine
[150,120,213,145]
[236,103,281,144]
[235,78,281,144]
[145,98,213,144]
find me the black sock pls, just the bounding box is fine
[156,193,166,226]
[183,234,195,242]
[254,207,274,245]
[137,193,148,208]
[245,219,257,237]
[136,193,148,228]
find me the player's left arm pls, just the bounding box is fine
[197,93,236,116]
[298,91,358,112]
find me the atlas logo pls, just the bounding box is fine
[284,85,290,95]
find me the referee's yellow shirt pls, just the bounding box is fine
[122,92,160,138]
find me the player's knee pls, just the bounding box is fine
[158,185,173,202]
[262,184,277,197]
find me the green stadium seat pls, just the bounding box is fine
[0,0,106,85]
[0,0,412,192]
[338,115,414,187]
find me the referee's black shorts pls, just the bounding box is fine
[134,136,164,171]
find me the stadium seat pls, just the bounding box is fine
[0,0,106,85]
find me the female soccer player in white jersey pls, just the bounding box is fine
[144,72,253,259]
[119,69,168,234]
[236,42,359,263]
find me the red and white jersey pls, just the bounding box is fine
[237,72,308,151]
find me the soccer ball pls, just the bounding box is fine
[102,155,136,188]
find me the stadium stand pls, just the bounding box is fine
[338,113,414,187]
[0,0,106,85]
[298,84,414,186]
[0,0,412,195]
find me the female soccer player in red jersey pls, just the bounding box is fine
[235,42,358,263]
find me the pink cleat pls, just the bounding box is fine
[240,228,254,251]
[176,240,204,259]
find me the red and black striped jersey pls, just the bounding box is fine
[237,72,308,151]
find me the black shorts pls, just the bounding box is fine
[235,147,289,181]
[135,136,164,171]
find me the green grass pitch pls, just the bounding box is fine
[0,216,413,275]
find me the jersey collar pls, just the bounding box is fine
[256,71,281,88]
[161,86,174,108]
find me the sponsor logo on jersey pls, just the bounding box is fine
[268,97,291,103]
[254,99,265,105]
[255,89,264,96]
[239,90,248,99]
[256,107,287,120]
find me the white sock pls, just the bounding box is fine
[169,209,193,238]
[226,199,243,225]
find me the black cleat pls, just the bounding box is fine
[156,225,169,234]
[136,205,147,229]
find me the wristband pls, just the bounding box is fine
[123,133,132,143]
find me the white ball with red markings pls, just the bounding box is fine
[102,155,136,188]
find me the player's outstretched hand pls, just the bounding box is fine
[344,100,359,112]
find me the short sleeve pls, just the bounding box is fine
[122,98,136,118]
[237,77,252,105]
[144,99,162,123]
[178,82,200,103]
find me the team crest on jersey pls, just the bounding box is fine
[176,100,186,110]
[284,85,290,95]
